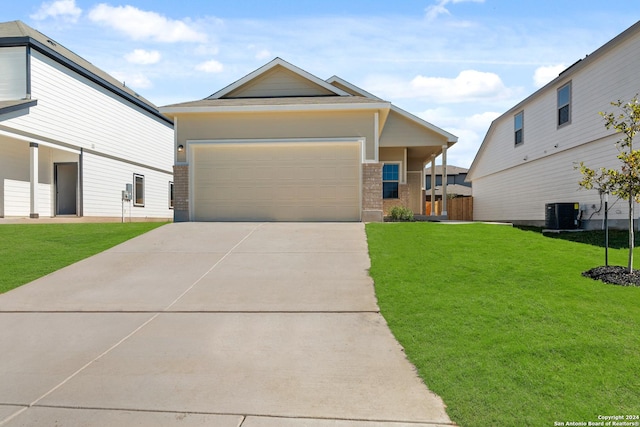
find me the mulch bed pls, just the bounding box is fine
[582,265,640,287]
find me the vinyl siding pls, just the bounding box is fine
[473,30,640,181]
[83,152,172,218]
[380,110,448,147]
[471,24,640,224]
[3,180,51,217]
[176,110,378,161]
[0,47,27,100]
[473,134,629,223]
[225,67,335,98]
[4,50,172,171]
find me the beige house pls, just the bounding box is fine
[160,58,457,222]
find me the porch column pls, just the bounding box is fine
[430,154,436,216]
[441,144,448,218]
[29,142,39,218]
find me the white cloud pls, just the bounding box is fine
[111,71,152,90]
[124,49,161,65]
[425,0,485,22]
[88,4,207,43]
[30,0,81,23]
[196,59,224,73]
[365,70,513,104]
[255,49,272,60]
[412,70,510,102]
[533,64,566,88]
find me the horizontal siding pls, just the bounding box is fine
[4,50,172,171]
[0,47,27,100]
[83,153,172,218]
[380,110,447,147]
[473,135,632,222]
[4,179,52,217]
[227,67,334,98]
[473,29,640,181]
[177,110,378,161]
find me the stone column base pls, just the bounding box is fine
[362,210,383,222]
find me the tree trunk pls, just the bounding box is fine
[629,196,634,273]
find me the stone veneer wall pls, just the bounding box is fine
[382,183,410,216]
[362,163,383,222]
[173,165,189,221]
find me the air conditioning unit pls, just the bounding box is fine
[545,203,580,229]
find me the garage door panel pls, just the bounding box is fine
[192,142,361,221]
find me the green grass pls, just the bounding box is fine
[0,222,166,294]
[366,223,640,427]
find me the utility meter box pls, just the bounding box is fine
[122,183,133,201]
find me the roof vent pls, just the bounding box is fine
[46,39,57,47]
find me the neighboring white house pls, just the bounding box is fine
[467,20,640,229]
[0,20,174,220]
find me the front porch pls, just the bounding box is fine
[379,143,452,219]
[0,133,80,219]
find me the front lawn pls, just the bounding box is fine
[366,223,640,427]
[0,222,166,294]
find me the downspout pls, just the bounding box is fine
[79,147,83,217]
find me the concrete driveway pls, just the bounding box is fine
[0,222,454,427]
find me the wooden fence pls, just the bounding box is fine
[425,196,473,221]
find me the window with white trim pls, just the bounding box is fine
[514,111,524,146]
[558,82,571,127]
[382,163,400,199]
[133,174,144,207]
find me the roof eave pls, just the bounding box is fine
[0,99,37,115]
[0,26,172,126]
[160,101,392,115]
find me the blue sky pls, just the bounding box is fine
[2,0,639,167]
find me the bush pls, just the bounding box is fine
[389,206,414,221]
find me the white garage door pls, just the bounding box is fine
[191,141,361,221]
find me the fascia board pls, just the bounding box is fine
[326,76,383,100]
[161,101,391,115]
[0,99,37,115]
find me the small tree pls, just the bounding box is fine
[578,96,640,273]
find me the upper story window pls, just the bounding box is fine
[382,163,400,199]
[514,111,524,146]
[557,82,571,127]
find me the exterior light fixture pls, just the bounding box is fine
[177,145,184,152]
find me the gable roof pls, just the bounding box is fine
[207,57,351,99]
[327,76,458,144]
[161,59,391,125]
[467,19,640,180]
[0,20,171,125]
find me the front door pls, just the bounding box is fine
[55,163,77,215]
